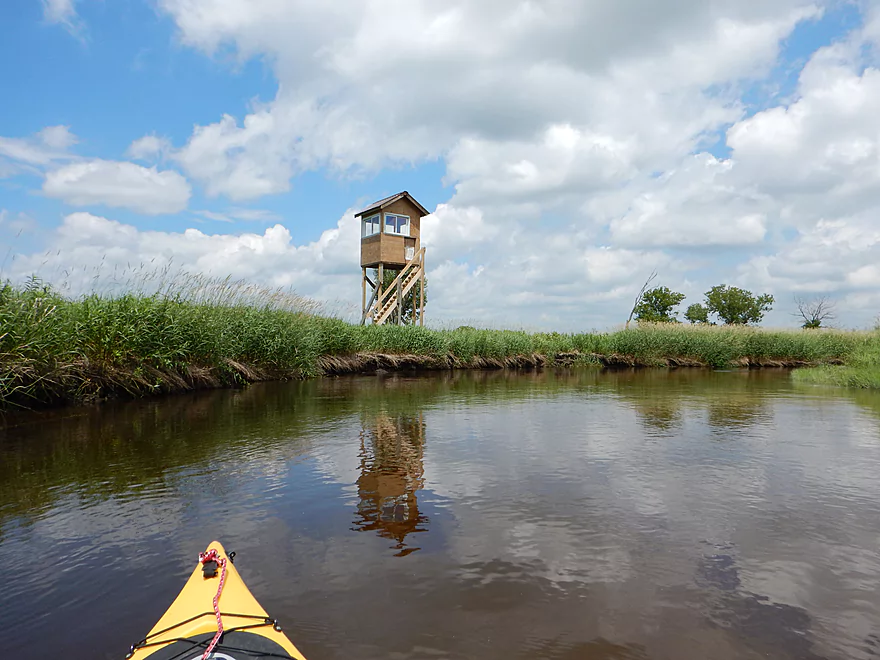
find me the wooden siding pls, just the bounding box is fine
[361,234,410,267]
[382,198,423,240]
[361,197,424,267]
[379,234,407,266]
[360,234,382,267]
[361,208,421,268]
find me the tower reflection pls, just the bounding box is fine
[353,412,428,556]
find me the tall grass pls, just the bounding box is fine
[2,275,877,409]
[0,275,327,407]
[792,344,880,389]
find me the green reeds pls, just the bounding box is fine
[791,344,880,389]
[0,274,327,408]
[2,275,878,409]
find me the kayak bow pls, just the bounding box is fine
[126,541,308,660]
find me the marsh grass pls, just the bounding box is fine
[791,344,880,389]
[0,273,326,408]
[2,274,877,409]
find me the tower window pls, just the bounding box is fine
[385,213,410,236]
[362,213,380,237]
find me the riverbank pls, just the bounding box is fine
[2,280,876,409]
[791,346,880,389]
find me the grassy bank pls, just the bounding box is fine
[2,278,876,409]
[791,346,880,389]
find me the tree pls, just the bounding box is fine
[625,270,657,329]
[374,267,428,325]
[684,303,710,324]
[793,295,835,329]
[704,285,774,325]
[634,286,686,323]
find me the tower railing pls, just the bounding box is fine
[361,247,425,326]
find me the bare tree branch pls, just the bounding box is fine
[793,295,836,328]
[626,270,657,329]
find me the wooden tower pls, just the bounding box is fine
[353,411,428,557]
[357,191,428,326]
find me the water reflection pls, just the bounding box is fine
[522,637,649,659]
[598,368,776,437]
[2,369,880,660]
[352,412,428,556]
[706,396,771,432]
[633,403,682,435]
[697,544,826,660]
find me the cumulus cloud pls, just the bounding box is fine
[175,113,296,200]
[2,127,192,217]
[605,155,768,247]
[726,44,880,225]
[0,125,77,175]
[8,211,359,314]
[6,209,677,329]
[445,126,639,212]
[420,204,501,262]
[127,135,172,162]
[11,0,880,328]
[38,125,78,150]
[157,0,821,200]
[738,215,880,316]
[42,160,191,215]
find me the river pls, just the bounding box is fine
[1,369,879,659]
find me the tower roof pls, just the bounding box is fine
[355,191,430,218]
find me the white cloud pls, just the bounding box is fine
[605,155,769,247]
[11,1,880,328]
[127,135,172,162]
[0,210,38,235]
[42,160,192,215]
[193,208,282,223]
[158,0,821,200]
[0,125,77,175]
[6,209,677,330]
[42,0,76,23]
[42,0,83,37]
[193,210,234,223]
[420,204,501,262]
[679,36,880,326]
[726,44,880,225]
[174,112,294,200]
[38,125,78,150]
[739,215,880,298]
[445,125,640,211]
[146,0,880,326]
[230,208,281,222]
[8,211,359,314]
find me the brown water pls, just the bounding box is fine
[1,369,880,660]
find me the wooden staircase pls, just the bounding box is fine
[362,247,425,326]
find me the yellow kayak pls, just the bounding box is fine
[126,541,308,660]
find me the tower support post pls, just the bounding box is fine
[419,251,425,327]
[361,267,367,324]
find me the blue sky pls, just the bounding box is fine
[0,0,450,245]
[2,0,880,329]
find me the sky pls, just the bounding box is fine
[2,0,880,330]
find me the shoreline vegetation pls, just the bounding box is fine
[790,345,880,390]
[2,276,879,411]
